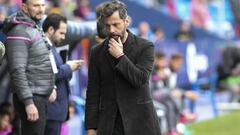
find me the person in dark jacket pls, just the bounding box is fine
[2,0,56,135]
[42,13,83,135]
[85,1,161,135]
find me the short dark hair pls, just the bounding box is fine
[22,0,28,3]
[171,53,183,60]
[96,3,106,19]
[42,13,67,32]
[0,102,12,118]
[95,3,108,38]
[100,0,128,20]
[155,51,165,59]
[97,21,108,39]
[152,26,163,34]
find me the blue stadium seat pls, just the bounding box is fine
[191,74,219,117]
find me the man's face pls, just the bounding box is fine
[50,22,67,46]
[171,59,183,71]
[105,11,128,41]
[23,0,45,21]
[155,57,167,69]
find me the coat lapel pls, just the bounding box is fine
[52,47,63,66]
[123,31,134,59]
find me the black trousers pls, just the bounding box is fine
[112,111,125,135]
[45,120,61,135]
[13,94,48,135]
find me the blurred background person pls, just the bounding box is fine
[174,20,194,42]
[0,102,13,135]
[138,21,153,40]
[217,45,240,102]
[73,0,95,21]
[168,53,198,122]
[151,51,180,135]
[0,108,12,135]
[190,0,211,29]
[94,2,108,44]
[152,26,166,43]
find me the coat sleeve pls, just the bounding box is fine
[55,64,72,81]
[85,47,100,130]
[115,43,154,88]
[6,30,34,106]
[52,48,72,81]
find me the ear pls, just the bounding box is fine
[47,26,55,35]
[124,16,131,27]
[22,3,27,13]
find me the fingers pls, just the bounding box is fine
[109,38,123,48]
[108,38,124,58]
[67,60,82,71]
[108,47,113,53]
[26,104,39,122]
[108,43,114,49]
[118,37,122,45]
[108,41,122,50]
[49,89,57,102]
[28,111,39,122]
[108,40,117,47]
[76,60,84,65]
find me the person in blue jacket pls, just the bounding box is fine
[42,13,83,135]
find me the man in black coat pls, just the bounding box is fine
[85,1,161,135]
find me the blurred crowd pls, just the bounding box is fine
[131,0,237,39]
[0,0,96,25]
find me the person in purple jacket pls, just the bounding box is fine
[3,0,56,134]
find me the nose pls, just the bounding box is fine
[39,5,45,13]
[109,25,115,33]
[62,35,65,40]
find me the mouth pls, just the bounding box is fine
[110,32,120,37]
[112,35,120,39]
[110,34,120,40]
[37,12,44,15]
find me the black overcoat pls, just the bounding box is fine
[85,31,161,135]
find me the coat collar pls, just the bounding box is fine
[123,30,134,57]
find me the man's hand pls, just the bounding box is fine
[87,129,97,135]
[48,88,57,102]
[67,60,83,71]
[25,104,39,122]
[108,37,124,58]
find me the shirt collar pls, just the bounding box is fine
[46,37,53,47]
